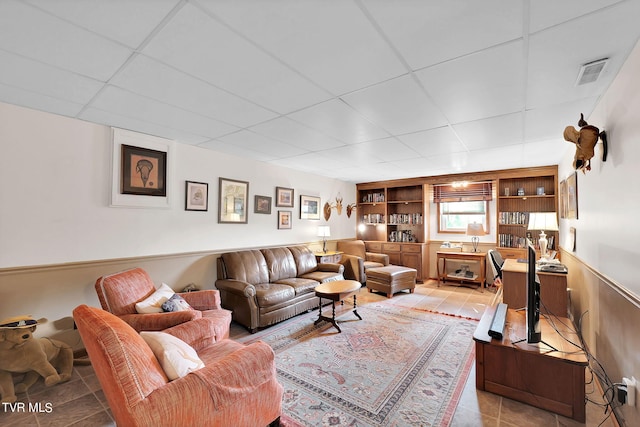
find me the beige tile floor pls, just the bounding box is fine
[0,281,617,426]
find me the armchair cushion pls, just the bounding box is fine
[162,294,193,312]
[135,283,176,314]
[141,331,204,380]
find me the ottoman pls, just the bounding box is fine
[366,265,417,298]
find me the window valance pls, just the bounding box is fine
[432,181,493,203]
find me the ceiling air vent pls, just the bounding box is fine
[576,58,608,85]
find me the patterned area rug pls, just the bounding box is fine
[241,298,477,427]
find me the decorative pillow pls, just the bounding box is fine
[135,283,175,314]
[140,331,205,380]
[161,294,193,312]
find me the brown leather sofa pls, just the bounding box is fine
[216,245,344,333]
[337,240,390,284]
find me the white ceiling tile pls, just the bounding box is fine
[417,41,525,124]
[268,153,332,172]
[453,113,523,150]
[288,99,389,143]
[141,3,331,114]
[525,98,599,143]
[249,116,345,151]
[111,55,277,127]
[355,137,421,162]
[362,0,523,70]
[342,75,447,134]
[206,0,406,95]
[397,126,467,157]
[215,130,308,158]
[0,83,84,118]
[529,0,624,33]
[0,1,132,81]
[89,86,239,139]
[0,50,103,105]
[198,140,279,162]
[24,0,181,48]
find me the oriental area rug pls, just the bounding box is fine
[240,297,478,427]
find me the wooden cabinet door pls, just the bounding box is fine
[401,252,421,278]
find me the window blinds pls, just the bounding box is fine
[432,182,493,203]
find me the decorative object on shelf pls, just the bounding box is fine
[300,195,321,220]
[528,212,559,259]
[278,211,292,229]
[466,223,485,253]
[563,113,608,173]
[185,181,208,211]
[504,187,510,196]
[346,203,357,218]
[317,225,330,253]
[275,186,294,207]
[536,186,545,195]
[566,172,578,219]
[254,195,271,214]
[218,178,248,224]
[517,188,525,196]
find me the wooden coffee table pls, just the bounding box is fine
[314,280,362,332]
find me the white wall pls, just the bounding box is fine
[558,39,640,300]
[0,102,357,268]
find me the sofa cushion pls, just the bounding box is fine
[162,294,193,312]
[274,277,319,295]
[364,260,385,270]
[254,283,295,307]
[299,271,344,284]
[140,331,205,380]
[262,247,297,282]
[135,283,175,314]
[288,245,318,275]
[221,250,269,285]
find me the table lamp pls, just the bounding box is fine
[317,225,331,253]
[527,212,559,259]
[466,223,485,253]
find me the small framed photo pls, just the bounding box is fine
[276,186,294,207]
[121,144,167,196]
[300,195,321,220]
[185,181,208,211]
[254,195,272,214]
[278,211,292,229]
[219,178,249,224]
[536,186,545,196]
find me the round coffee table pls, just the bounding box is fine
[314,279,362,332]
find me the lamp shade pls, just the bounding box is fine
[317,225,331,238]
[527,213,558,231]
[466,223,485,236]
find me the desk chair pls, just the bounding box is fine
[487,249,505,305]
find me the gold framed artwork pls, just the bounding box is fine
[276,186,294,207]
[559,179,567,219]
[185,181,208,211]
[300,195,321,220]
[566,172,578,219]
[218,178,249,224]
[278,211,292,229]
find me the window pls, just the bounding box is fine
[433,181,492,233]
[438,201,488,233]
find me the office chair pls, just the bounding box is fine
[487,249,505,285]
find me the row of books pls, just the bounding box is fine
[498,211,528,225]
[388,213,423,225]
[362,192,385,203]
[498,234,555,250]
[362,213,385,224]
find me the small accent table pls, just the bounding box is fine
[314,251,343,264]
[314,280,362,332]
[436,251,486,290]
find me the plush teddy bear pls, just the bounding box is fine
[0,315,74,403]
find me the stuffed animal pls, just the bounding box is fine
[0,315,73,403]
[563,113,608,173]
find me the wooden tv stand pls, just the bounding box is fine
[473,305,588,422]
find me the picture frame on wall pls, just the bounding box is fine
[559,179,567,219]
[278,211,292,229]
[185,181,208,211]
[218,178,249,224]
[300,195,321,220]
[254,195,272,214]
[276,186,294,207]
[121,144,167,196]
[567,172,578,219]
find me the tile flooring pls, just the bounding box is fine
[0,281,617,426]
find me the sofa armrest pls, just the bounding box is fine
[215,279,256,298]
[119,311,202,332]
[339,254,365,283]
[179,289,222,311]
[163,317,218,351]
[317,263,345,274]
[366,252,389,265]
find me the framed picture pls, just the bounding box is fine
[276,186,294,207]
[254,195,272,214]
[218,178,249,224]
[278,211,292,229]
[559,179,567,219]
[300,195,321,220]
[569,227,576,251]
[185,181,208,211]
[567,172,578,219]
[111,128,173,209]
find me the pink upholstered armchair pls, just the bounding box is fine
[95,267,231,341]
[73,304,283,427]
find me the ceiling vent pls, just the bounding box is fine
[576,58,608,85]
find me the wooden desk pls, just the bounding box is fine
[474,306,588,422]
[501,259,568,316]
[436,251,486,289]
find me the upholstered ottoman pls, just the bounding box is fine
[366,265,417,298]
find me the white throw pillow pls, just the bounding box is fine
[135,283,175,314]
[140,331,205,380]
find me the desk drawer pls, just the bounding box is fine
[498,248,525,260]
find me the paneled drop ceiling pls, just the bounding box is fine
[1,0,639,183]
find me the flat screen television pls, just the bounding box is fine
[526,243,542,343]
